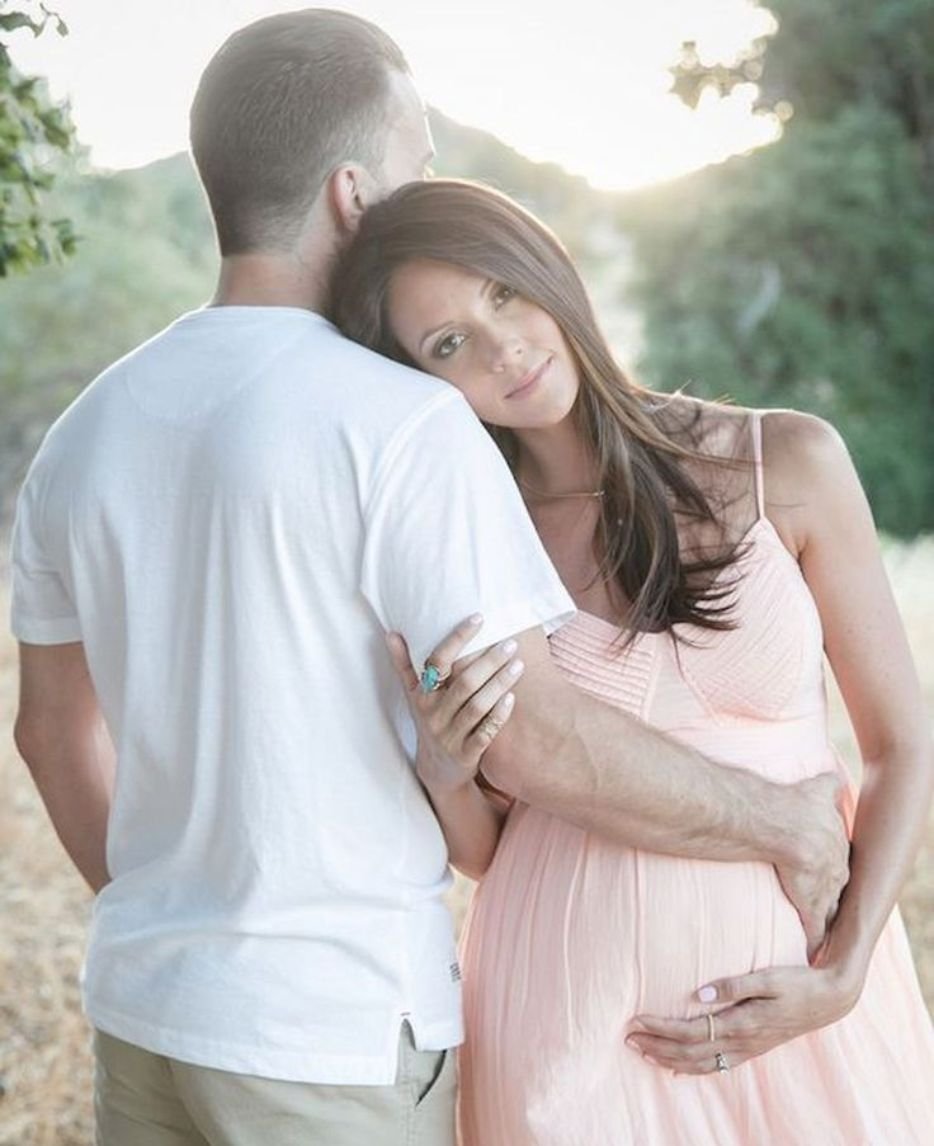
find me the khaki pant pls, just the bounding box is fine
[94,1025,456,1146]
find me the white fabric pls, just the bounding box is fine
[10,307,575,1084]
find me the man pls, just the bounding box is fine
[11,10,847,1144]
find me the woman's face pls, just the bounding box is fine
[386,259,580,431]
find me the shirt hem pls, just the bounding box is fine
[423,594,576,668]
[86,1002,463,1085]
[10,611,83,644]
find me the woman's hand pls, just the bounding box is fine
[386,614,525,795]
[387,615,525,879]
[624,961,862,1074]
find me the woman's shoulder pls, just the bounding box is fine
[657,395,852,494]
[759,408,849,479]
[758,409,856,553]
[673,399,842,448]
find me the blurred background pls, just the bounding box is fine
[1,1,932,1141]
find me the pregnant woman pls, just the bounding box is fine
[332,179,934,1144]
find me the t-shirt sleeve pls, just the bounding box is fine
[361,392,576,671]
[9,478,83,645]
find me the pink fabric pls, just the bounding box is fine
[459,510,934,1143]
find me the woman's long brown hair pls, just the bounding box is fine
[331,179,744,638]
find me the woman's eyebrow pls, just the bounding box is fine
[419,318,455,353]
[418,279,496,353]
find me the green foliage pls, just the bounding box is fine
[0,2,78,275]
[0,154,217,513]
[625,0,934,536]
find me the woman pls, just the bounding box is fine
[331,180,934,1144]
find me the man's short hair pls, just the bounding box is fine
[190,8,409,255]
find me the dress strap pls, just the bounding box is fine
[751,411,765,520]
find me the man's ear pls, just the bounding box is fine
[328,164,377,236]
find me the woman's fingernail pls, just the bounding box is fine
[469,613,483,625]
[501,639,517,655]
[508,659,524,676]
[503,693,515,708]
[697,985,717,1003]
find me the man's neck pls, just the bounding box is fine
[211,251,330,313]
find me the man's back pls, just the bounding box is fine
[12,305,573,1082]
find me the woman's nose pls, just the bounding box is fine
[488,333,523,372]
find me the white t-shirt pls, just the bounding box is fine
[10,307,575,1084]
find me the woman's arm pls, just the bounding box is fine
[775,412,932,981]
[387,617,522,880]
[626,411,933,1072]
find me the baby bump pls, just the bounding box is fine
[462,803,808,1044]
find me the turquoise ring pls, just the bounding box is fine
[419,662,448,693]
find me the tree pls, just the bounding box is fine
[0,1,77,275]
[623,0,934,536]
[671,0,934,192]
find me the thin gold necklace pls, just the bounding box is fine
[518,477,605,500]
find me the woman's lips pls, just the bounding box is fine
[506,355,552,399]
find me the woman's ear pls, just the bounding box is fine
[328,163,378,236]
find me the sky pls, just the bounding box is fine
[8,0,780,191]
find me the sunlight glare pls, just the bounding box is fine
[6,0,781,190]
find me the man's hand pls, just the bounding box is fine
[773,773,850,958]
[625,963,861,1074]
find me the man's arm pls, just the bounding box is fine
[480,628,848,955]
[14,642,115,893]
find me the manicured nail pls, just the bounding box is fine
[507,659,524,676]
[503,693,515,708]
[469,613,483,625]
[697,985,717,1003]
[501,639,517,655]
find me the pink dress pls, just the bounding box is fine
[458,418,934,1145]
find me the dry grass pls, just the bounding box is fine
[1,539,932,1143]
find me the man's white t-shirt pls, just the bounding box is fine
[10,307,575,1084]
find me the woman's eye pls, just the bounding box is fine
[434,331,467,359]
[493,284,516,308]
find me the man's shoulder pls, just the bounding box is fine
[57,311,192,401]
[319,326,448,401]
[31,311,473,473]
[309,325,477,440]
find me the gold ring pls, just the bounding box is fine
[478,716,501,741]
[706,1013,716,1042]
